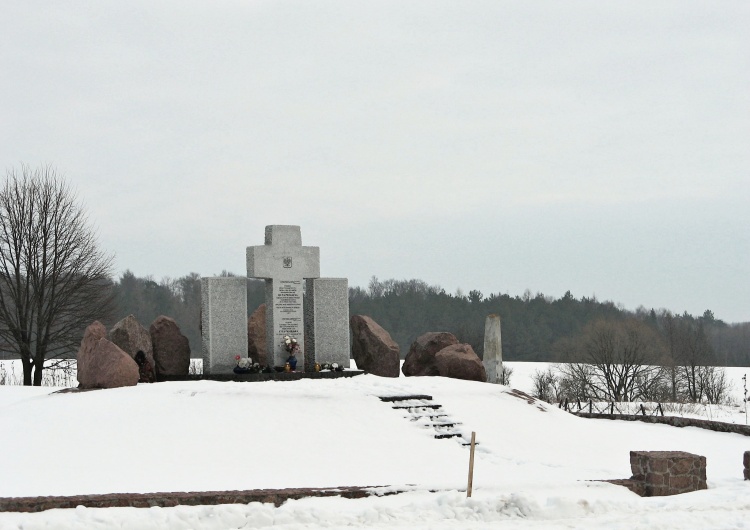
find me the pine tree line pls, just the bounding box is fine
[106,272,749,367]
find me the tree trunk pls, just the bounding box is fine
[33,363,43,386]
[21,356,32,386]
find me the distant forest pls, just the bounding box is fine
[108,271,750,367]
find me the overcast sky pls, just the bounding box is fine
[1,1,748,322]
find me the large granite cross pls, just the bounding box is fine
[247,225,320,369]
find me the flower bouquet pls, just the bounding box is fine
[282,335,300,371]
[319,362,344,372]
[283,336,300,355]
[233,355,261,374]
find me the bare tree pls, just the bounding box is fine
[531,366,559,403]
[659,311,684,400]
[498,365,513,386]
[701,365,730,405]
[0,165,114,385]
[675,316,714,402]
[557,362,597,401]
[574,319,664,402]
[655,310,731,404]
[632,365,670,402]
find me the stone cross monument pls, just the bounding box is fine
[483,314,504,384]
[247,225,320,368]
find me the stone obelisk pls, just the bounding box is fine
[483,314,503,384]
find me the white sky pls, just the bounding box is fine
[1,1,748,322]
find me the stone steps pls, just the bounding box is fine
[378,395,477,445]
[392,404,442,410]
[417,420,458,428]
[378,394,433,402]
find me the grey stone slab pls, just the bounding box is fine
[201,277,248,375]
[264,277,307,369]
[247,225,320,368]
[483,314,503,384]
[304,278,350,371]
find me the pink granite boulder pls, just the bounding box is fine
[247,303,268,367]
[109,314,155,369]
[150,316,191,378]
[77,321,139,389]
[433,343,487,382]
[402,332,460,376]
[350,315,400,378]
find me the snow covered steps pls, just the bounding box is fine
[377,395,476,445]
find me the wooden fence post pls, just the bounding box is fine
[467,431,476,498]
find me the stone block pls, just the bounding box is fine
[201,277,248,375]
[304,278,350,371]
[645,472,664,485]
[647,485,669,497]
[628,451,707,496]
[669,475,692,490]
[670,458,692,475]
[630,453,644,476]
[651,458,669,473]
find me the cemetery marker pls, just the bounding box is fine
[247,225,320,369]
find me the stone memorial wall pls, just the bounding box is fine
[304,278,350,371]
[201,277,248,375]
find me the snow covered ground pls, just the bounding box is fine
[1,361,749,529]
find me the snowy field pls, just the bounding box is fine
[509,362,750,424]
[0,361,749,529]
[7,358,745,423]
[2,359,748,407]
